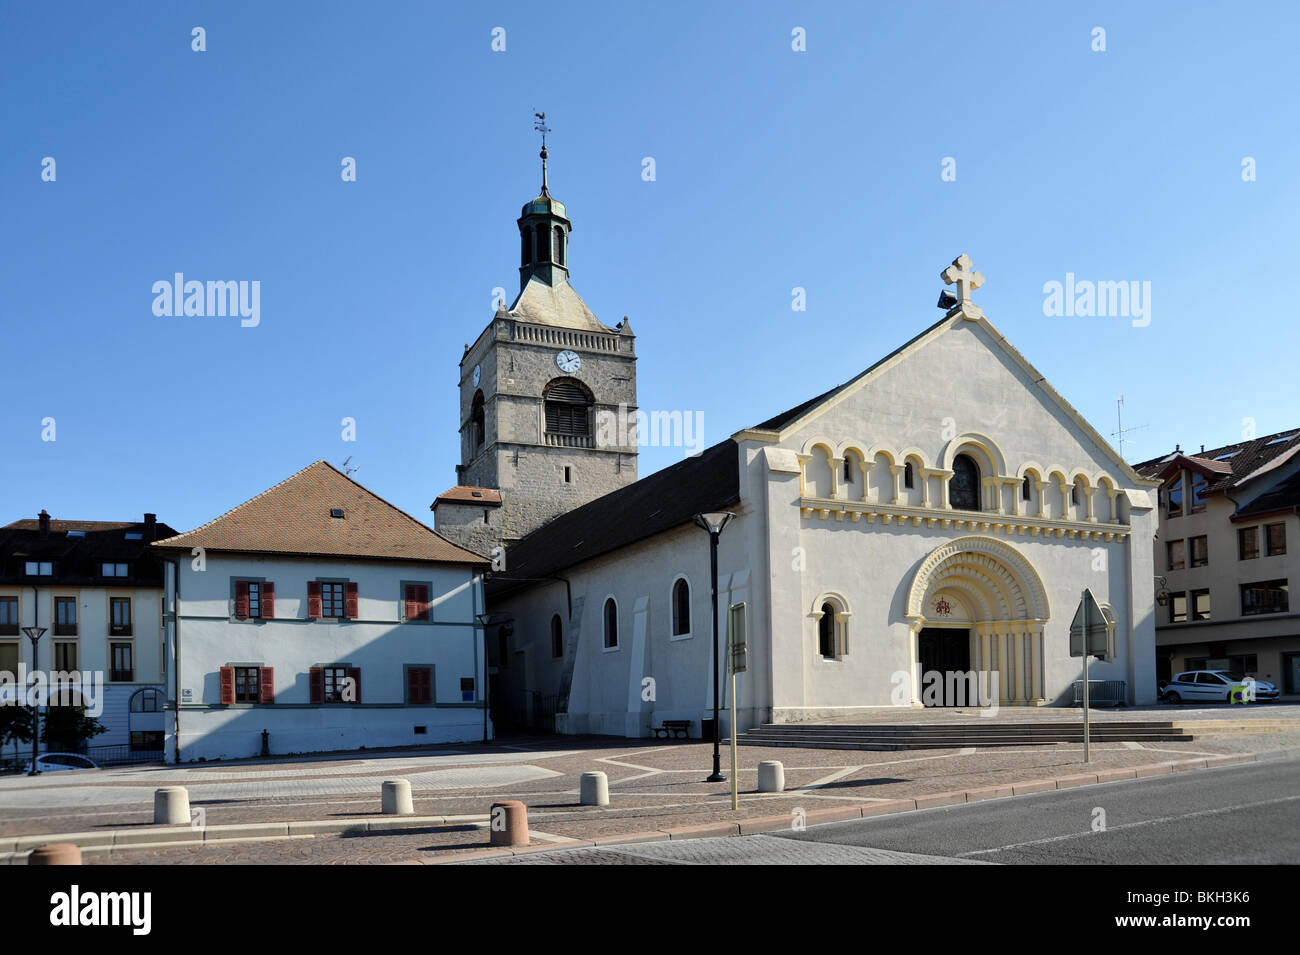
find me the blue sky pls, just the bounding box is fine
[3,2,1297,532]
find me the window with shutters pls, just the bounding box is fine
[314,581,354,619]
[543,378,593,437]
[402,582,431,622]
[406,665,433,704]
[553,225,565,266]
[234,666,261,703]
[321,666,356,703]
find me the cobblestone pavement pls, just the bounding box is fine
[0,719,1281,864]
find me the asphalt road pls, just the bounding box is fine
[477,753,1300,864]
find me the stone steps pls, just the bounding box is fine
[737,720,1195,750]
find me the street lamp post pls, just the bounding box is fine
[693,510,735,783]
[20,622,47,777]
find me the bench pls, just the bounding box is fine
[650,720,692,739]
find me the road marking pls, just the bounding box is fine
[959,793,1300,857]
[795,767,860,790]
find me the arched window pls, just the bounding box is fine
[672,578,690,636]
[553,225,565,266]
[1022,475,1032,501]
[603,598,618,649]
[544,378,593,436]
[904,462,915,488]
[550,614,564,659]
[470,390,486,451]
[130,687,162,712]
[534,224,549,263]
[949,454,980,510]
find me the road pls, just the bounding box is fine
[471,753,1300,864]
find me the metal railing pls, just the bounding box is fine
[1071,680,1127,707]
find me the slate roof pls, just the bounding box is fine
[488,439,740,595]
[153,461,487,566]
[1,515,178,587]
[1133,427,1300,496]
[509,277,615,333]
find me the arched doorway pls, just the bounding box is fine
[905,537,1051,707]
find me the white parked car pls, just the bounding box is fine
[22,752,100,773]
[1163,670,1279,704]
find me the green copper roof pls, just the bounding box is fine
[521,192,567,219]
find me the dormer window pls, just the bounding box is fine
[125,532,143,540]
[25,561,53,576]
[102,563,129,577]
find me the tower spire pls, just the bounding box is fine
[533,111,551,196]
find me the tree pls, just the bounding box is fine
[41,705,107,752]
[0,706,34,748]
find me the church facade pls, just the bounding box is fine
[435,156,1162,737]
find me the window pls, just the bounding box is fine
[1190,535,1208,568]
[543,379,593,436]
[564,466,571,483]
[1167,540,1185,571]
[1238,527,1259,560]
[1267,523,1286,556]
[25,562,53,576]
[322,666,355,703]
[110,597,132,635]
[843,457,852,483]
[403,583,430,622]
[903,462,915,489]
[130,731,164,752]
[124,531,143,540]
[1022,476,1032,501]
[550,614,564,658]
[534,223,549,262]
[130,688,163,712]
[553,225,565,266]
[406,665,433,704]
[470,390,486,451]
[949,454,979,510]
[1169,592,1187,624]
[110,642,134,682]
[672,578,691,636]
[1071,484,1080,506]
[321,582,345,618]
[234,666,261,704]
[0,642,17,677]
[53,641,77,671]
[1241,580,1288,616]
[329,508,345,519]
[1190,472,1208,513]
[1166,474,1183,518]
[0,597,18,635]
[1191,589,1211,621]
[101,563,129,577]
[603,598,618,649]
[818,603,837,657]
[54,596,77,635]
[234,580,265,619]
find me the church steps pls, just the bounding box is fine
[737,720,1195,750]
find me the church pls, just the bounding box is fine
[433,143,1162,738]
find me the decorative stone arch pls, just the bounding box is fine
[938,432,1008,475]
[1016,462,1046,516]
[800,441,836,499]
[899,447,928,506]
[904,537,1051,707]
[1094,474,1119,524]
[810,592,852,659]
[837,442,869,497]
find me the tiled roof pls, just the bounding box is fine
[153,461,487,566]
[434,486,503,506]
[1,515,178,586]
[1133,428,1300,495]
[489,439,740,594]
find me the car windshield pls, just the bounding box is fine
[1215,671,1245,682]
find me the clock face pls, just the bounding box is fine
[556,350,581,373]
[472,364,481,387]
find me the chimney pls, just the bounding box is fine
[144,513,157,541]
[38,509,50,537]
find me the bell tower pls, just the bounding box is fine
[433,116,639,551]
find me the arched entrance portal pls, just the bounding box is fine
[905,537,1050,707]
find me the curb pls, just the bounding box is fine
[423,751,1260,864]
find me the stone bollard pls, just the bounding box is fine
[489,800,529,847]
[382,779,414,815]
[154,786,191,825]
[28,843,82,865]
[758,760,785,793]
[580,771,609,806]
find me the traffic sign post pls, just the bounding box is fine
[1069,588,1108,763]
[728,603,747,811]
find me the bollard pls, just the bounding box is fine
[382,779,414,815]
[758,760,785,793]
[489,800,529,847]
[580,771,609,806]
[28,843,82,865]
[154,786,191,825]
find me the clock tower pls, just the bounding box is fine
[435,135,639,549]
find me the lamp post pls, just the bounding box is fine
[1155,575,1170,608]
[693,510,735,783]
[20,622,46,777]
[475,612,492,744]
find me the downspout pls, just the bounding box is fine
[164,557,181,764]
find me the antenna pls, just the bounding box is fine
[340,455,359,478]
[1111,395,1148,460]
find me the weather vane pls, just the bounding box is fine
[533,111,551,192]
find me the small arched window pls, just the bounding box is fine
[603,598,618,649]
[544,378,593,436]
[550,614,564,659]
[553,225,565,266]
[818,602,837,658]
[534,224,550,263]
[1022,475,1032,501]
[470,390,486,451]
[1071,483,1080,506]
[672,578,690,636]
[903,462,915,489]
[130,687,162,712]
[950,454,980,510]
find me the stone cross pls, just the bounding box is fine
[941,254,985,304]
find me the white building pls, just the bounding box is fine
[153,462,490,763]
[483,256,1163,737]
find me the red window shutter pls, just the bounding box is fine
[234,581,249,619]
[219,666,235,704]
[348,667,361,703]
[309,667,323,704]
[415,584,429,621]
[307,581,322,619]
[345,582,359,619]
[259,667,274,704]
[403,585,416,622]
[262,582,275,619]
